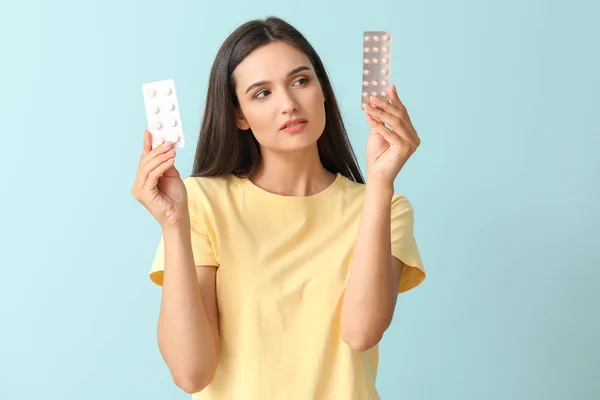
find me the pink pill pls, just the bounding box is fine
[365,35,371,41]
[382,69,389,75]
[373,58,380,64]
[364,58,370,64]
[374,35,380,42]
[364,47,371,53]
[382,47,389,53]
[382,34,390,41]
[381,80,388,86]
[363,69,370,76]
[373,47,380,53]
[372,81,379,86]
[382,58,389,64]
[363,81,370,86]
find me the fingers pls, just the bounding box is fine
[365,104,418,148]
[132,130,178,203]
[141,139,175,167]
[139,143,176,185]
[369,93,402,119]
[371,86,412,126]
[143,155,176,192]
[143,149,176,178]
[387,85,411,120]
[132,151,176,202]
[365,112,403,147]
[367,88,421,147]
[386,86,418,143]
[365,101,404,132]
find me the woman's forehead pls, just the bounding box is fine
[234,42,312,83]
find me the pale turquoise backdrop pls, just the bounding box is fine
[1,0,598,399]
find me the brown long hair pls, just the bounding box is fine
[191,16,364,184]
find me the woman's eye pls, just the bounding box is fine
[254,78,309,99]
[255,90,270,99]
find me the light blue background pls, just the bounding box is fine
[1,0,598,399]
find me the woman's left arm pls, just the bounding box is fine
[341,84,421,351]
[341,178,403,351]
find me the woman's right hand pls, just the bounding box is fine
[131,130,188,229]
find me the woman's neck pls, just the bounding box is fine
[248,146,336,197]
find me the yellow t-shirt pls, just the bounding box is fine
[149,172,425,399]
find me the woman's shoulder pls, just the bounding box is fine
[335,173,368,196]
[183,174,244,199]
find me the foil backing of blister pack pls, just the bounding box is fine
[361,31,392,109]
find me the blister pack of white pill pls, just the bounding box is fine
[361,31,392,109]
[142,79,185,149]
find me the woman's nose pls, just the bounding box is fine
[280,91,299,114]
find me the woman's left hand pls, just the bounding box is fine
[364,84,421,186]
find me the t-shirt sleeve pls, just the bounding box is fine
[390,194,426,294]
[148,177,219,287]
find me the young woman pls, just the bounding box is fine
[132,16,425,400]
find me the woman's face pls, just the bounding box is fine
[232,41,327,154]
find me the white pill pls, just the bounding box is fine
[145,88,156,97]
[166,103,176,111]
[164,87,173,95]
[168,118,178,127]
[149,105,160,114]
[151,121,162,130]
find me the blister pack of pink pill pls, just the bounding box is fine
[142,79,185,149]
[361,31,392,109]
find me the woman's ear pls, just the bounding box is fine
[235,108,250,130]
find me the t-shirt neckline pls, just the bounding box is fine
[236,172,343,202]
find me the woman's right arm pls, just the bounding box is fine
[158,221,220,394]
[131,130,220,394]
